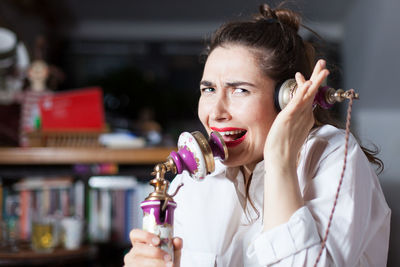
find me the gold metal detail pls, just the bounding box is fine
[146,164,170,201]
[165,157,177,174]
[146,162,184,210]
[191,131,215,174]
[326,88,360,104]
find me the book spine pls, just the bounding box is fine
[19,190,30,240]
[115,190,125,242]
[99,189,111,242]
[60,189,69,216]
[88,189,98,242]
[124,189,134,243]
[0,181,3,222]
[74,180,85,219]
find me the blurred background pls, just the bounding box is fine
[0,0,399,266]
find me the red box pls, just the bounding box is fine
[39,87,105,131]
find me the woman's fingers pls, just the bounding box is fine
[291,60,330,108]
[173,237,183,267]
[305,69,329,101]
[287,80,312,109]
[132,242,171,260]
[295,72,306,87]
[124,252,167,267]
[173,237,183,251]
[310,59,326,82]
[130,229,160,246]
[125,229,178,267]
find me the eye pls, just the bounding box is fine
[233,88,249,94]
[200,87,215,94]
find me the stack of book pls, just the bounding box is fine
[1,176,84,242]
[0,176,153,247]
[87,176,153,244]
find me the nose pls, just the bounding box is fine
[210,93,232,122]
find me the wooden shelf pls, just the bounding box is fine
[0,147,176,165]
[0,245,97,266]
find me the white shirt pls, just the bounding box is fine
[169,125,391,267]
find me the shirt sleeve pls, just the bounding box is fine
[248,131,390,266]
[251,207,321,265]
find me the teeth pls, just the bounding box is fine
[219,130,245,136]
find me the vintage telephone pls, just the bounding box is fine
[140,131,228,259]
[140,80,358,263]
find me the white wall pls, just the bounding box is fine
[344,0,400,180]
[344,0,400,265]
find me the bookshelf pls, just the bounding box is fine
[0,146,176,266]
[0,245,97,266]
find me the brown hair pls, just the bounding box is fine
[204,3,383,220]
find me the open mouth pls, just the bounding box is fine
[219,129,247,141]
[211,127,247,147]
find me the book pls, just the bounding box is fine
[124,189,135,243]
[39,87,105,131]
[19,190,31,240]
[74,180,85,219]
[99,190,111,242]
[111,190,125,242]
[88,189,99,242]
[13,177,73,191]
[88,176,137,190]
[0,179,3,222]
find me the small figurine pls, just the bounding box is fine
[18,60,52,146]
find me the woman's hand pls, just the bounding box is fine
[262,59,329,231]
[124,229,183,267]
[264,59,329,167]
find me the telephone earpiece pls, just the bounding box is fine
[273,78,359,112]
[273,79,297,112]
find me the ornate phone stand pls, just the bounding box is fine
[140,131,228,259]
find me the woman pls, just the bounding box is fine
[124,4,390,267]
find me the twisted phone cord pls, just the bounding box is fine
[313,89,355,266]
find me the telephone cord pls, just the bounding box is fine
[313,89,356,266]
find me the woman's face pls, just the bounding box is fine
[198,45,277,169]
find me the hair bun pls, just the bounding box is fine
[259,4,278,20]
[258,4,301,32]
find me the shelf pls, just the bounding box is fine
[0,147,176,165]
[0,245,97,266]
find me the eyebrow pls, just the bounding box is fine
[200,80,256,87]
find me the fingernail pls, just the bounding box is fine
[164,254,172,262]
[152,237,160,245]
[166,261,173,267]
[319,59,326,67]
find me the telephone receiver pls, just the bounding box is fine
[147,131,228,185]
[141,131,228,259]
[274,78,359,111]
[167,131,228,180]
